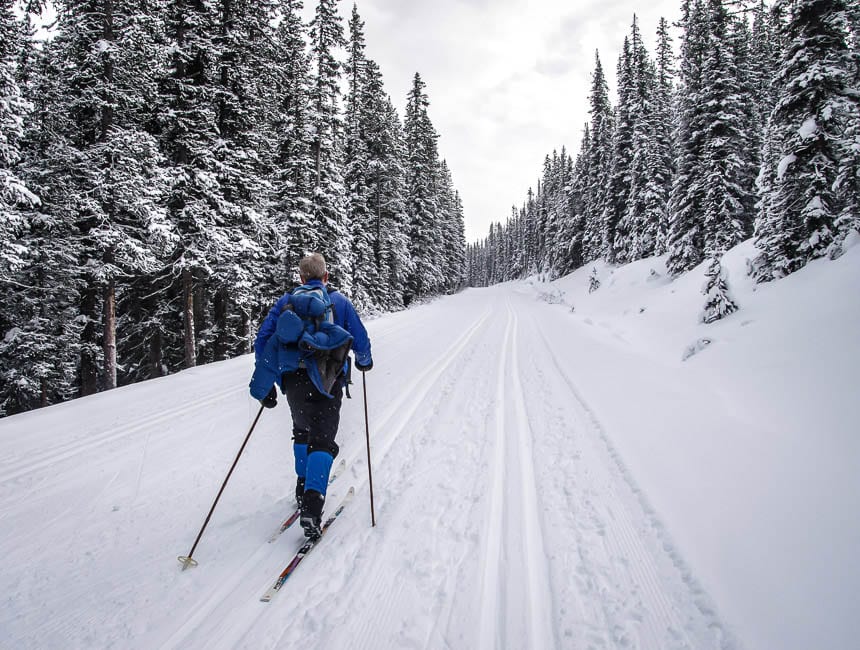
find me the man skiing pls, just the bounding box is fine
[250,253,372,539]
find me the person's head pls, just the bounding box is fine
[299,253,328,284]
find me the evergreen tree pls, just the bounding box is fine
[308,0,351,291]
[403,72,443,301]
[268,0,315,289]
[605,35,635,263]
[205,0,277,361]
[372,92,412,309]
[583,52,613,263]
[561,134,588,274]
[701,256,738,323]
[47,0,172,392]
[667,0,708,275]
[1,0,37,272]
[699,0,754,257]
[647,16,675,255]
[159,0,222,370]
[755,0,856,279]
[620,16,662,261]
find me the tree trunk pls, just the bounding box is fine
[237,308,251,354]
[314,139,322,187]
[376,181,382,267]
[100,0,116,391]
[212,285,229,361]
[182,268,196,368]
[149,328,163,378]
[103,280,117,390]
[193,283,207,362]
[80,287,100,396]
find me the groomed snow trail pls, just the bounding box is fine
[0,284,739,650]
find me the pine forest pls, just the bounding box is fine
[0,0,467,416]
[466,0,860,300]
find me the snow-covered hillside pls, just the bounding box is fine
[1,238,857,650]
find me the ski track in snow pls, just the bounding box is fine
[522,299,738,650]
[0,287,744,650]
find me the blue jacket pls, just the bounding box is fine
[250,281,372,400]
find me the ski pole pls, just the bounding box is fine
[362,371,376,527]
[178,404,265,570]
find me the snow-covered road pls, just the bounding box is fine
[3,245,858,650]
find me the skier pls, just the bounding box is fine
[250,253,372,538]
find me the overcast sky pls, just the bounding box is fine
[339,0,683,242]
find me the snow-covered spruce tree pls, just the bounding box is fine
[648,16,675,255]
[667,0,708,276]
[47,0,172,393]
[749,1,780,180]
[158,0,221,371]
[833,4,860,248]
[701,256,738,324]
[0,0,38,274]
[539,150,566,276]
[0,1,50,415]
[604,35,635,264]
[344,4,376,311]
[403,72,444,302]
[620,16,662,262]
[583,52,613,264]
[204,0,276,362]
[560,132,589,275]
[522,187,538,274]
[555,149,575,274]
[436,160,467,292]
[699,0,755,258]
[588,267,601,293]
[754,0,856,280]
[373,92,412,309]
[267,0,316,291]
[534,159,549,270]
[308,0,351,293]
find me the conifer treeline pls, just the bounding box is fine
[467,0,860,288]
[0,0,466,416]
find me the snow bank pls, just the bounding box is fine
[536,238,860,650]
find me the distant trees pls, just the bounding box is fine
[468,0,859,293]
[1,1,465,417]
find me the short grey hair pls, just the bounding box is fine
[299,253,327,281]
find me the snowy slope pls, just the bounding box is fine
[1,237,858,650]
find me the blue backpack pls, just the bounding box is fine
[249,285,353,399]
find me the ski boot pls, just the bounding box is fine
[300,489,325,539]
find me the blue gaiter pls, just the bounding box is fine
[294,443,308,479]
[305,450,334,495]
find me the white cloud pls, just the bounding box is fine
[322,0,683,240]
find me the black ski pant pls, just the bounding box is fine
[282,368,343,458]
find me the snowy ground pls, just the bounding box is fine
[1,237,858,650]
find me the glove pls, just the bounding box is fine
[355,359,373,372]
[261,385,278,409]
